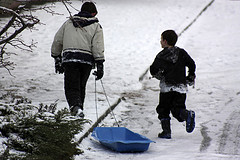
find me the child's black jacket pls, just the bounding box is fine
[150,47,196,85]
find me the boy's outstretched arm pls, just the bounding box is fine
[184,52,196,85]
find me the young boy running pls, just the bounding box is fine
[150,30,196,139]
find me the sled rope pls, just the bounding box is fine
[100,79,120,127]
[94,78,99,120]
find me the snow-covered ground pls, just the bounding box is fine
[1,0,240,159]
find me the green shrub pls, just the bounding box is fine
[0,93,89,160]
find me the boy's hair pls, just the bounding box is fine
[81,2,98,15]
[161,30,178,46]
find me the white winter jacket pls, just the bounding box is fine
[51,13,104,66]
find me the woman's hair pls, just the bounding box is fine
[81,2,98,15]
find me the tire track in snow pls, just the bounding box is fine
[200,121,212,152]
[218,111,240,155]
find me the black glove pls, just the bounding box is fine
[93,62,104,80]
[186,73,196,86]
[54,56,64,74]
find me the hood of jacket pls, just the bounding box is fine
[71,11,99,28]
[157,46,179,64]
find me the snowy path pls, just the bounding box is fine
[0,0,214,140]
[79,74,240,160]
[77,0,240,159]
[1,0,240,159]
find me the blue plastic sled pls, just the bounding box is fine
[91,127,155,152]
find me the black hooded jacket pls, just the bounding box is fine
[150,47,196,85]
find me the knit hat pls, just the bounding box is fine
[81,2,98,15]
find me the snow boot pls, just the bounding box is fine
[186,110,195,133]
[180,109,195,133]
[70,105,84,118]
[158,118,171,139]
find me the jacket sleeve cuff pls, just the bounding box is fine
[95,60,105,64]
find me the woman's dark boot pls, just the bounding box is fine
[158,118,171,139]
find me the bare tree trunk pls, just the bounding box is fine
[0,2,61,73]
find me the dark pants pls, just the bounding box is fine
[156,91,186,122]
[64,63,92,109]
